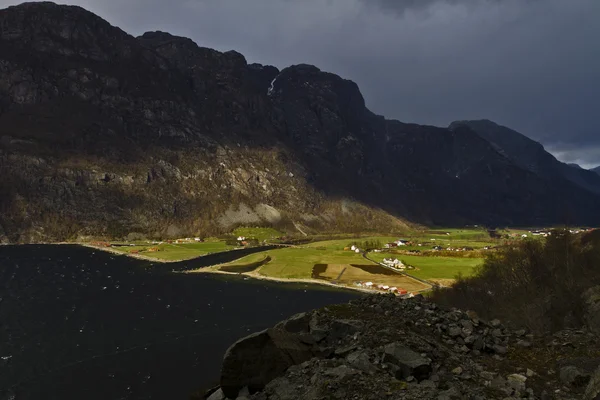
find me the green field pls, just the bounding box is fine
[390,254,482,280]
[232,227,283,241]
[114,241,236,261]
[214,232,486,281]
[254,247,367,279]
[304,236,399,250]
[105,227,536,280]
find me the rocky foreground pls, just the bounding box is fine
[202,293,600,400]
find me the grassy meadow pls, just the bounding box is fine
[111,241,236,261]
[97,226,574,290]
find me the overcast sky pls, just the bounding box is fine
[3,0,599,168]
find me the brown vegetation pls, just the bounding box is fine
[431,230,600,333]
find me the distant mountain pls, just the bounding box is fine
[592,166,600,175]
[450,120,600,196]
[1,2,600,242]
[568,163,583,169]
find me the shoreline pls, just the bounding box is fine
[79,244,179,263]
[80,243,250,264]
[5,242,432,295]
[187,268,430,295]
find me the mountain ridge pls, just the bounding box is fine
[449,119,600,195]
[1,2,599,243]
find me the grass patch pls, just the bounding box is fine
[114,241,236,261]
[369,253,483,280]
[219,255,271,273]
[257,247,367,279]
[313,264,429,292]
[232,227,283,241]
[304,236,399,250]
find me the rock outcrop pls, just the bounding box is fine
[585,366,600,400]
[583,286,600,335]
[205,294,600,399]
[220,328,316,398]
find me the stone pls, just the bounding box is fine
[328,319,363,341]
[220,328,314,398]
[460,320,473,332]
[276,312,310,333]
[323,365,360,380]
[334,344,358,357]
[448,326,462,337]
[466,310,479,324]
[206,388,225,400]
[492,344,507,354]
[308,314,328,342]
[560,365,590,387]
[516,340,531,348]
[507,374,527,394]
[490,319,501,328]
[583,286,600,334]
[451,366,463,375]
[346,351,378,374]
[382,343,432,381]
[437,386,462,400]
[480,371,496,380]
[584,366,600,400]
[491,328,503,337]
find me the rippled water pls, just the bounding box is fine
[0,245,359,400]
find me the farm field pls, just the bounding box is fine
[110,241,237,261]
[312,264,429,292]
[218,254,271,273]
[101,227,554,283]
[232,227,284,241]
[394,254,482,281]
[304,236,399,250]
[252,247,367,279]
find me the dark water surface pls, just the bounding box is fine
[0,245,359,400]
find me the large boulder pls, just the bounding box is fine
[382,342,432,381]
[583,286,600,334]
[585,366,600,400]
[220,327,314,398]
[560,366,590,387]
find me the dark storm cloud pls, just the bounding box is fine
[1,0,598,167]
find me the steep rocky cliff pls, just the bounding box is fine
[2,2,600,242]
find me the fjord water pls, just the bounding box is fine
[0,245,359,399]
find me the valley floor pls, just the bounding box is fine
[84,227,568,294]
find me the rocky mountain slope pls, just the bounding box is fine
[450,120,600,196]
[202,293,600,400]
[592,167,600,176]
[2,2,600,242]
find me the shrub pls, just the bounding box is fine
[430,229,600,333]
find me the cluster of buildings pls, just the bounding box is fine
[439,246,475,252]
[384,239,410,248]
[349,245,362,254]
[173,237,203,243]
[354,281,409,295]
[381,258,406,270]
